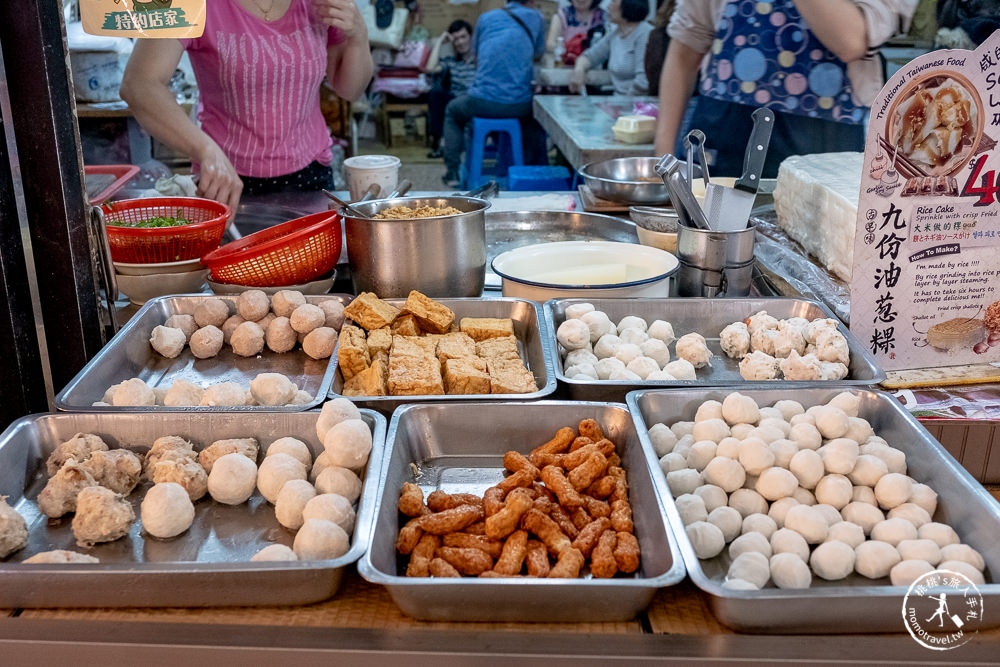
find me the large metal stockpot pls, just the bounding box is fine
[343,196,490,298]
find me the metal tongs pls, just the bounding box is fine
[655,154,710,230]
[683,129,710,191]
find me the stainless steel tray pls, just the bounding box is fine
[358,401,685,622]
[329,297,557,414]
[627,387,1000,634]
[485,210,638,289]
[56,294,350,412]
[0,409,385,607]
[545,297,885,402]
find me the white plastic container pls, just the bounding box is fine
[343,155,401,201]
[612,115,656,144]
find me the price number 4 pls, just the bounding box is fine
[961,155,999,206]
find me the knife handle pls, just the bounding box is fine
[735,107,774,194]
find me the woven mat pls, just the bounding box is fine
[645,580,728,635]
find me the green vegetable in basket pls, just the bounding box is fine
[112,209,193,228]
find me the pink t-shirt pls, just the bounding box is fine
[180,0,343,178]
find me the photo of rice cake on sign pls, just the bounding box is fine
[885,72,984,178]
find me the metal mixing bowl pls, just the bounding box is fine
[579,157,670,204]
[343,196,490,297]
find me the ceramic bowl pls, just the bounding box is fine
[115,269,210,305]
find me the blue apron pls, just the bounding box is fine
[700,0,865,125]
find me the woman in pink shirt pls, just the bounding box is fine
[121,0,373,209]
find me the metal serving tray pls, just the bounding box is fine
[56,294,350,412]
[627,387,1000,634]
[357,401,686,622]
[545,297,885,402]
[0,409,385,608]
[329,297,557,414]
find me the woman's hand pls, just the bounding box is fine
[195,142,243,212]
[568,63,587,93]
[312,0,367,41]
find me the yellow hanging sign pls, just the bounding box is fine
[81,0,205,39]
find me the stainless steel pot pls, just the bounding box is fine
[344,196,490,297]
[580,156,701,205]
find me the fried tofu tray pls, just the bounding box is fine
[329,297,557,413]
[55,295,349,412]
[357,401,686,622]
[0,409,386,607]
[627,387,1000,634]
[545,297,885,402]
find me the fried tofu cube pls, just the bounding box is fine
[402,291,455,334]
[443,356,491,395]
[460,317,516,342]
[367,327,392,356]
[388,354,444,396]
[475,335,521,361]
[344,292,401,331]
[337,324,370,381]
[436,332,477,362]
[390,313,421,337]
[487,358,538,394]
[343,357,388,396]
[392,334,438,360]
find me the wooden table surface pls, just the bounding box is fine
[532,95,656,171]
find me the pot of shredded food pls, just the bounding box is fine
[344,196,491,297]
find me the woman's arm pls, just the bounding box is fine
[545,13,564,53]
[794,0,868,62]
[652,38,703,155]
[120,38,242,210]
[315,0,374,101]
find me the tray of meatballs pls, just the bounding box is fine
[56,290,349,412]
[0,398,384,607]
[546,298,885,402]
[627,387,999,634]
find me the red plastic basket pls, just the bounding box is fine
[102,197,231,264]
[201,211,342,287]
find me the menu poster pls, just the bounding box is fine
[82,0,205,39]
[850,30,1000,371]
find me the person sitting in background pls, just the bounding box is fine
[569,0,652,95]
[546,0,606,65]
[653,0,917,177]
[441,0,546,188]
[424,20,476,159]
[120,0,373,210]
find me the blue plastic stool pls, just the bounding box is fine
[465,117,524,188]
[507,165,572,191]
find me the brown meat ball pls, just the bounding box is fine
[237,289,271,321]
[0,496,28,558]
[143,435,197,480]
[71,486,135,547]
[272,290,306,317]
[230,321,265,357]
[153,458,208,501]
[266,316,297,353]
[194,298,231,328]
[164,314,198,341]
[198,437,259,474]
[79,449,143,495]
[221,314,246,345]
[318,299,345,330]
[23,549,99,563]
[303,327,337,359]
[290,303,325,334]
[256,312,276,331]
[190,325,224,358]
[37,460,98,518]
[46,432,109,476]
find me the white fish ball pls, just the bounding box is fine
[721,393,760,426]
[844,417,874,444]
[758,417,791,438]
[730,423,754,440]
[314,465,362,502]
[613,343,642,365]
[729,531,773,561]
[814,474,853,509]
[564,363,598,380]
[618,327,648,346]
[617,315,647,332]
[274,479,317,530]
[670,421,695,438]
[675,493,709,526]
[783,505,828,544]
[252,544,298,561]
[727,552,771,589]
[854,540,901,578]
[874,473,913,510]
[565,302,596,320]
[848,454,887,487]
[707,506,743,542]
[112,378,156,406]
[694,400,724,422]
[685,521,726,559]
[659,452,687,475]
[937,560,985,585]
[768,497,800,528]
[738,438,775,476]
[302,493,356,534]
[887,503,931,528]
[755,467,798,501]
[686,440,717,471]
[890,559,934,587]
[256,453,307,504]
[250,373,297,407]
[141,482,195,538]
[770,527,810,561]
[827,391,861,418]
[693,484,728,513]
[646,319,675,345]
[852,485,878,505]
[722,578,759,591]
[556,318,591,350]
[293,518,350,560]
[813,406,850,439]
[666,468,702,496]
[819,438,859,475]
[608,367,642,381]
[918,522,960,548]
[896,539,942,566]
[716,437,741,459]
[768,439,798,469]
[810,540,856,580]
[741,513,778,539]
[789,422,822,450]
[207,453,258,505]
[266,437,313,471]
[825,521,865,548]
[812,503,844,526]
[647,423,678,457]
[773,400,805,421]
[770,552,812,589]
[639,338,670,368]
[149,325,187,358]
[841,501,885,535]
[728,488,768,518]
[692,418,730,443]
[323,419,372,470]
[939,544,985,571]
[592,334,622,359]
[791,486,816,506]
[662,359,696,380]
[626,356,660,379]
[908,483,938,516]
[789,413,816,427]
[564,348,598,368]
[594,357,626,379]
[702,456,746,492]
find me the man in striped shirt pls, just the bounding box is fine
[425,20,476,158]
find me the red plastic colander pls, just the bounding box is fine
[102,197,231,263]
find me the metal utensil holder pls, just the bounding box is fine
[675,221,757,297]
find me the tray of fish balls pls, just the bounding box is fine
[55,290,351,412]
[625,386,999,634]
[356,400,686,622]
[0,399,385,607]
[328,290,556,413]
[546,297,885,402]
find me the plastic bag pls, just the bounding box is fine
[632,102,658,119]
[393,40,431,69]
